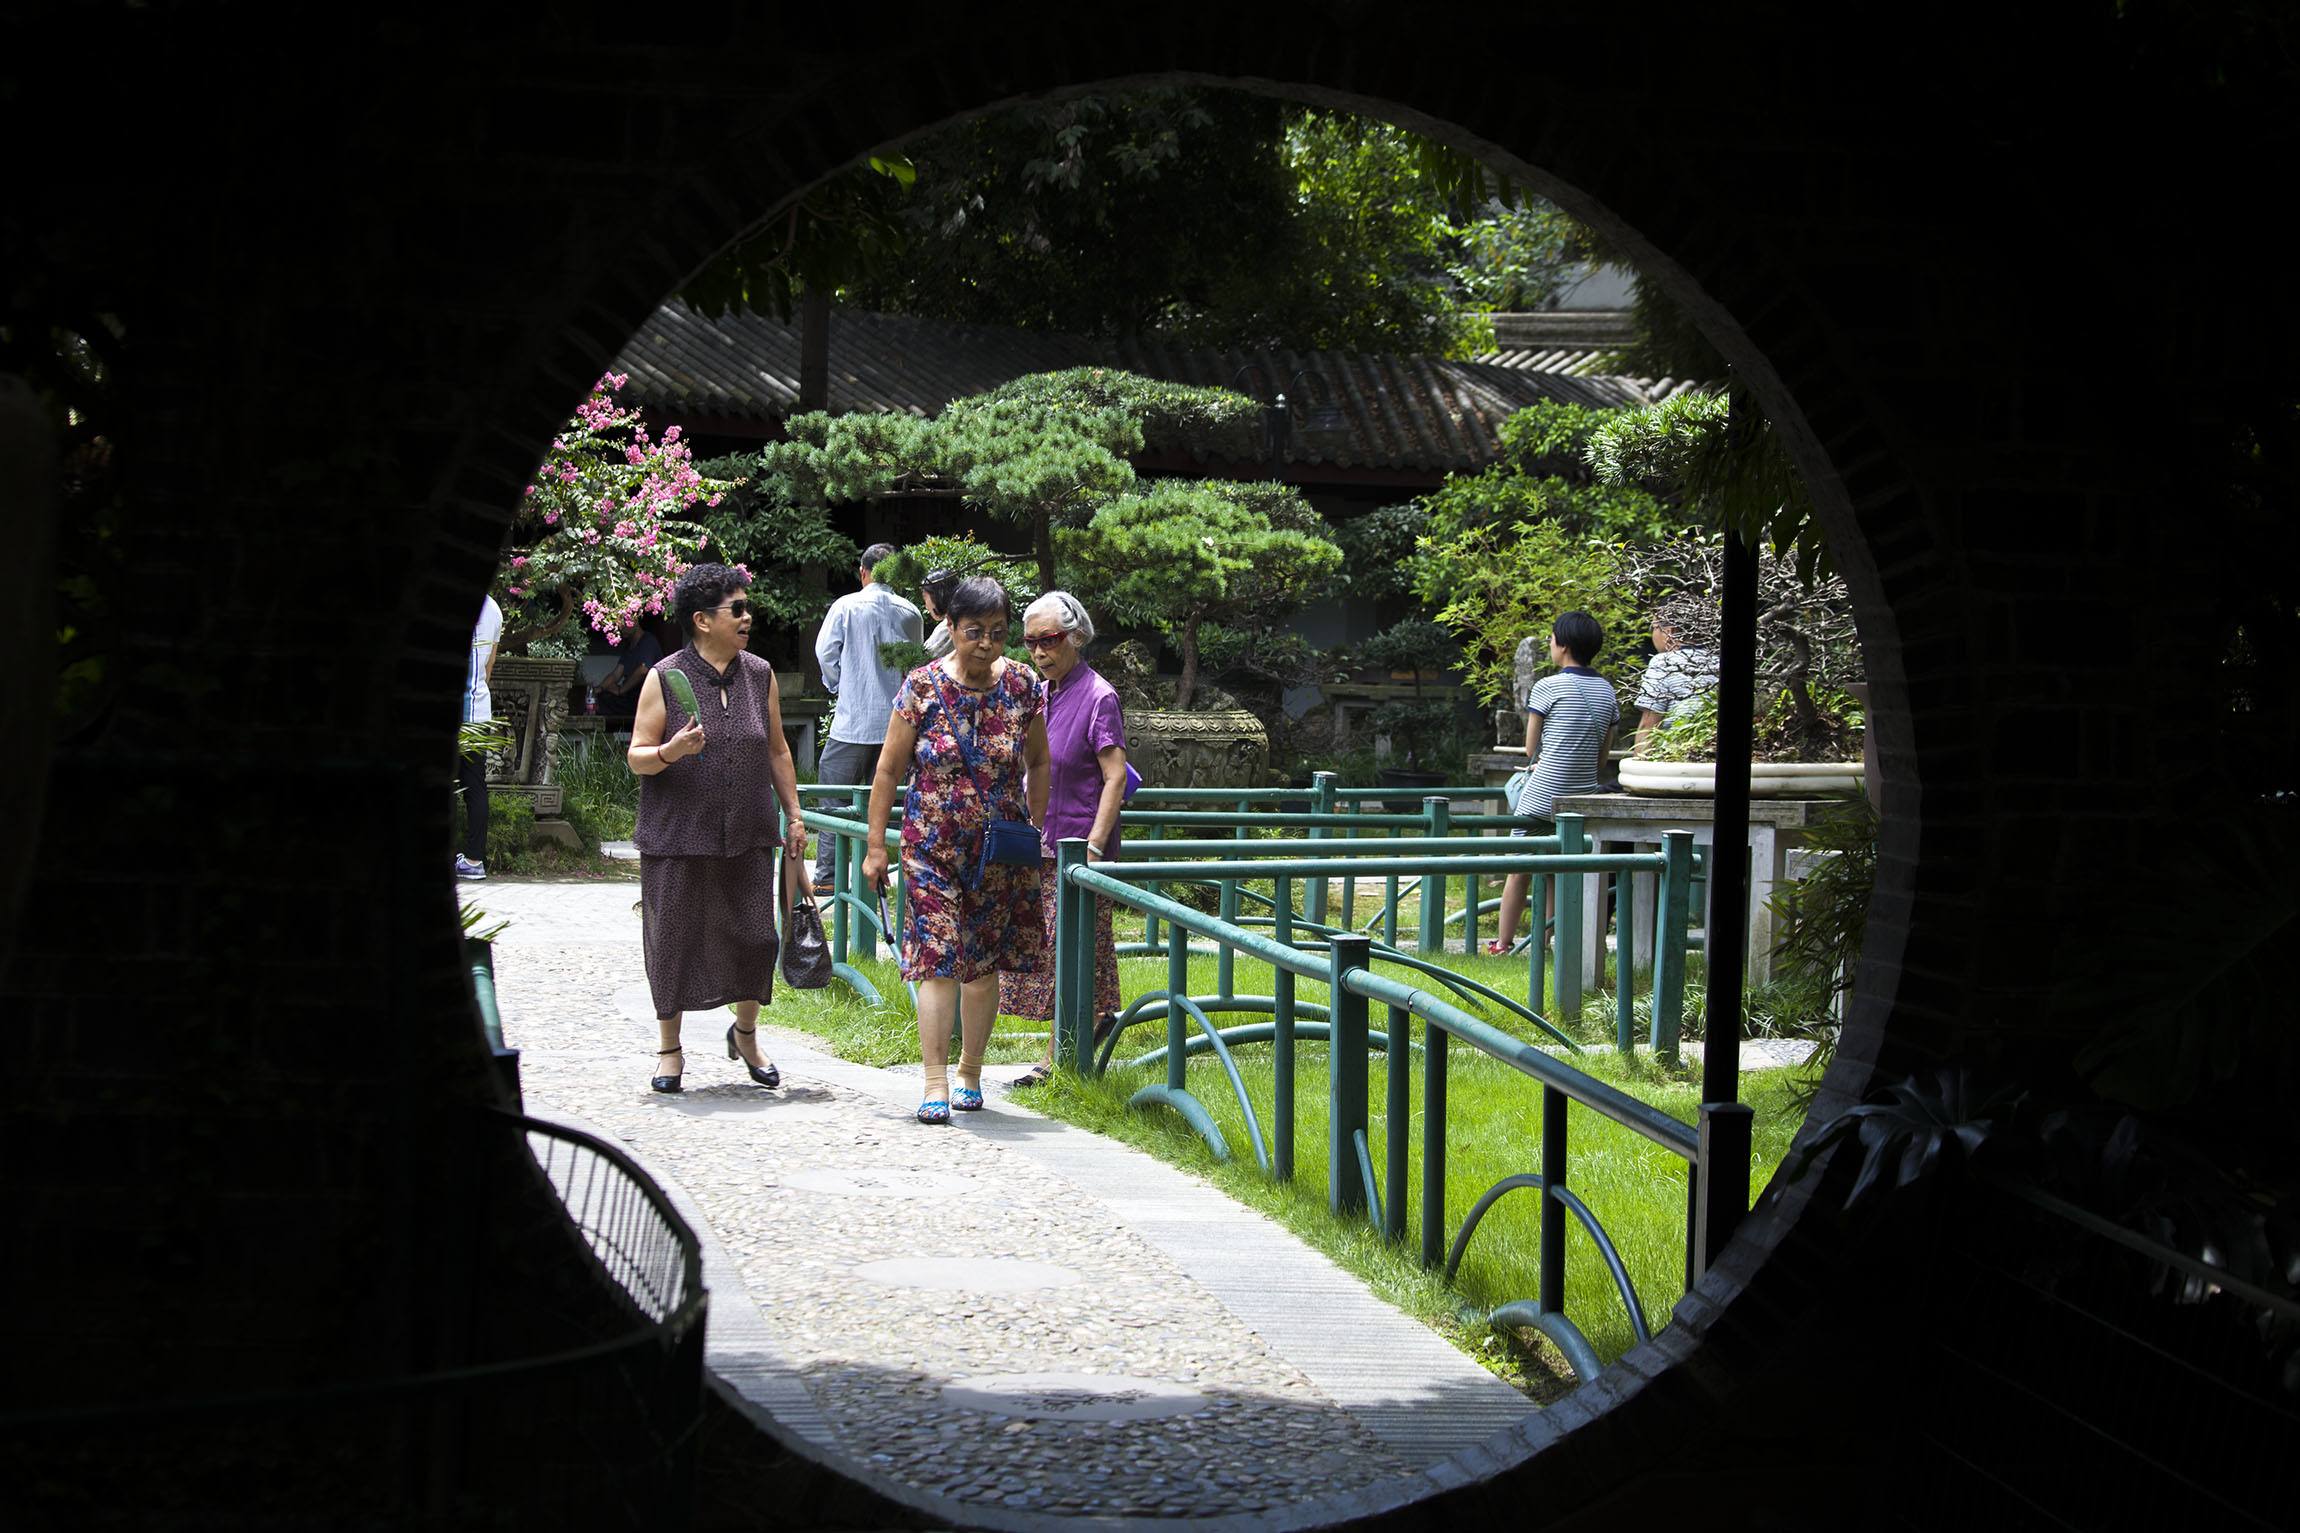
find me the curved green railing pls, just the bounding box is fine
[1058,827,1712,1387]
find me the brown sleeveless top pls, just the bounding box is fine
[632,647,781,858]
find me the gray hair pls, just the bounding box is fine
[1024,590,1095,648]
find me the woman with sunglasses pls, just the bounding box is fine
[628,562,809,1093]
[1003,591,1129,1088]
[860,576,1051,1123]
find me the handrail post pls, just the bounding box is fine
[1328,934,1371,1217]
[1054,839,1091,1073]
[1694,1102,1754,1281]
[848,789,875,962]
[1382,821,1401,947]
[1614,863,1635,1055]
[1307,772,1335,929]
[1418,797,1449,954]
[830,809,851,965]
[1273,873,1295,1181]
[1554,813,1585,1020]
[1165,919,1190,1095]
[1385,1001,1409,1243]
[1652,832,1693,1061]
[1340,797,1360,934]
[1143,821,1163,951]
[1421,1018,1447,1268]
[1216,872,1239,1002]
[1540,1082,1568,1317]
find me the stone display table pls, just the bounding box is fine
[1548,791,1848,988]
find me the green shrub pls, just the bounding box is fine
[556,733,640,850]
[485,792,535,870]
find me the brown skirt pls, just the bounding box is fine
[639,848,780,1017]
[999,858,1122,1021]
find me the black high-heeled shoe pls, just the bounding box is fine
[651,1046,683,1094]
[727,1023,781,1089]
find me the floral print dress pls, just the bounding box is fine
[895,660,1044,984]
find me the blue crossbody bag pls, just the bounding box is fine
[930,670,1040,888]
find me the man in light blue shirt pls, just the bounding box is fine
[811,542,923,890]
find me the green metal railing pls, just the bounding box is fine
[792,784,904,1006]
[1053,831,1711,1382]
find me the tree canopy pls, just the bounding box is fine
[745,368,1260,590]
[681,88,1593,359]
[1056,479,1341,709]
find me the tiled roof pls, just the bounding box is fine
[1473,310,1705,399]
[612,303,1652,475]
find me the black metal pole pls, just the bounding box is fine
[1691,384,1761,1275]
[1704,388,1759,1111]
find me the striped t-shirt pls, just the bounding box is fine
[1519,667,1619,816]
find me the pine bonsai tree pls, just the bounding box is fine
[1057,479,1340,709]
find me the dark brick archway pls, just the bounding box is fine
[8,5,2293,1526]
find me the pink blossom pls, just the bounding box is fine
[510,556,528,569]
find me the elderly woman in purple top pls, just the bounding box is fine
[1004,591,1128,1088]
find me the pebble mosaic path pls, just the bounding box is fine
[481,878,1537,1522]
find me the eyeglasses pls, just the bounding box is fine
[957,625,1008,645]
[711,600,750,619]
[1021,632,1068,651]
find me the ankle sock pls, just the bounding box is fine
[956,1052,984,1091]
[924,1066,949,1102]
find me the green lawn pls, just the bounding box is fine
[764,902,1817,1396]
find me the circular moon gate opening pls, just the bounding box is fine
[460,65,1899,1528]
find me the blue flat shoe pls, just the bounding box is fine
[952,1085,984,1112]
[916,1099,950,1125]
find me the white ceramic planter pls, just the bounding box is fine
[1617,758,1865,798]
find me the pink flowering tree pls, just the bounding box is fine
[495,372,743,655]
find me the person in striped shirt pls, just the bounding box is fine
[1489,611,1617,954]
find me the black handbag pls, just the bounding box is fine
[781,859,833,989]
[930,670,1041,888]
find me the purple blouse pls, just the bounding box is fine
[1040,662,1126,851]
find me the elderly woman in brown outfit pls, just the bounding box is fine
[628,562,808,1093]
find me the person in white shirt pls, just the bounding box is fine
[810,542,924,890]
[1632,597,1720,751]
[455,594,503,880]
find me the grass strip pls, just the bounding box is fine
[759,927,1813,1397]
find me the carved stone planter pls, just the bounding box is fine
[483,654,576,818]
[1617,758,1864,798]
[1127,708,1270,790]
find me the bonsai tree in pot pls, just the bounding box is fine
[1581,390,1867,796]
[1359,617,1468,805]
[1057,478,1341,787]
[1604,535,1866,796]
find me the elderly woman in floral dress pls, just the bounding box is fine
[861,576,1051,1123]
[1005,591,1128,1087]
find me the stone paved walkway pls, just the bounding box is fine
[479,879,1535,1522]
